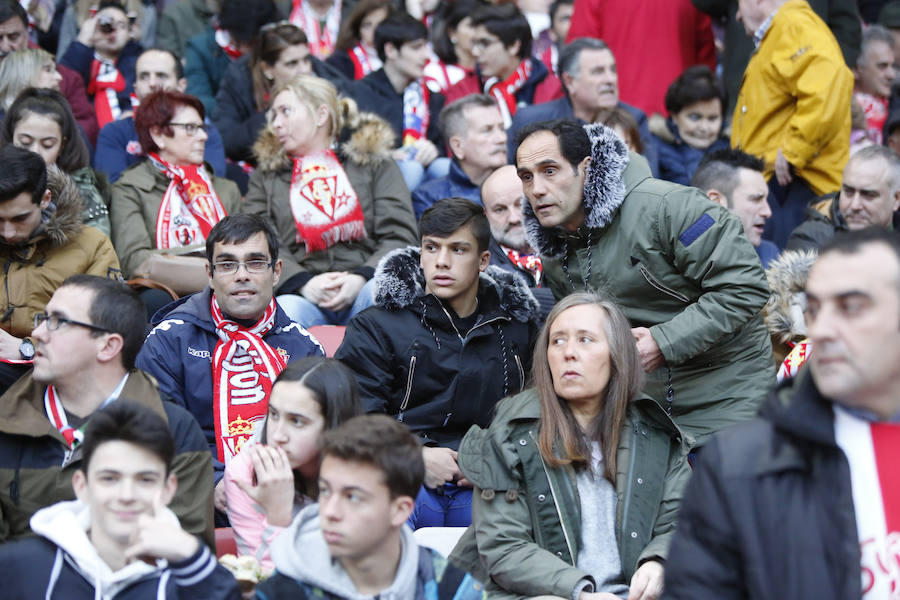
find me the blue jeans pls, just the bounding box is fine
[397,156,451,193]
[276,278,375,327]
[407,482,473,529]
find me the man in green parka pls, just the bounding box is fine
[515,119,774,445]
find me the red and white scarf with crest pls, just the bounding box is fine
[348,43,381,79]
[88,55,125,128]
[215,27,243,59]
[402,79,430,147]
[485,58,532,128]
[150,152,227,249]
[289,149,366,253]
[290,0,340,57]
[211,297,287,464]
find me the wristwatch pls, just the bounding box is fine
[18,338,35,360]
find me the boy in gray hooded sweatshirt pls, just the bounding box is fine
[254,414,486,600]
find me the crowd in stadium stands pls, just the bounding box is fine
[2,0,900,598]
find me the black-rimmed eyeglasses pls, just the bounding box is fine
[211,260,275,275]
[33,313,111,334]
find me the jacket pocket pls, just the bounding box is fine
[638,265,690,303]
[398,355,417,422]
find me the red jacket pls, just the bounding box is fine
[58,64,100,146]
[566,0,716,116]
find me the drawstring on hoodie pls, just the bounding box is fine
[46,548,64,600]
[560,232,594,292]
[419,299,441,350]
[497,325,510,397]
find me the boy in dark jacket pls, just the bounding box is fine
[256,414,486,600]
[335,198,539,529]
[0,401,240,599]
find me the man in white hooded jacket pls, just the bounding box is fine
[0,401,240,599]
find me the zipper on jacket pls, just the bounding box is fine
[638,265,690,303]
[531,431,577,565]
[515,354,525,390]
[398,355,417,422]
[435,300,508,341]
[620,421,640,542]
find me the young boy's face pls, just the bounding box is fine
[420,223,490,312]
[72,440,176,548]
[317,456,412,562]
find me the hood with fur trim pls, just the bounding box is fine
[763,249,818,344]
[252,111,396,172]
[523,122,630,260]
[373,246,539,323]
[2,166,84,251]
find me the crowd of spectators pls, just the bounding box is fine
[1,0,900,598]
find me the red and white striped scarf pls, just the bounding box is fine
[211,297,287,464]
[150,152,227,249]
[485,58,532,128]
[44,385,82,448]
[502,244,543,286]
[215,27,243,59]
[289,149,366,253]
[290,0,340,58]
[402,79,430,147]
[348,42,380,80]
[88,56,125,128]
[834,407,900,597]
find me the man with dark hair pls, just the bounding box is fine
[411,94,508,219]
[336,197,538,529]
[506,37,656,173]
[538,0,574,75]
[693,148,778,267]
[59,0,144,130]
[515,119,773,446]
[352,12,447,193]
[0,401,240,598]
[663,227,900,599]
[137,214,324,514]
[0,146,120,391]
[0,275,216,546]
[0,0,100,144]
[256,414,487,599]
[94,47,227,183]
[445,3,563,126]
[786,145,900,251]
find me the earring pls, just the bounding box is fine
[450,36,458,44]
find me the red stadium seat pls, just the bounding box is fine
[307,325,347,357]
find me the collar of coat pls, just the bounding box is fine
[372,246,539,323]
[0,167,84,252]
[252,110,395,172]
[522,122,631,260]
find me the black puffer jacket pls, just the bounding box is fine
[662,369,860,599]
[335,246,539,449]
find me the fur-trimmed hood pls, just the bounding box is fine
[252,111,396,172]
[372,246,539,323]
[2,166,84,251]
[523,122,630,260]
[763,249,818,344]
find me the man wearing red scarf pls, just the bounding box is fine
[444,4,563,126]
[136,215,324,517]
[59,1,142,130]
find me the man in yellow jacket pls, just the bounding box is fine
[731,0,853,249]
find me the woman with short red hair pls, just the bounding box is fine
[110,90,241,281]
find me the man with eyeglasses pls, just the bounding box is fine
[137,214,324,518]
[0,145,120,395]
[0,274,216,546]
[94,47,228,184]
